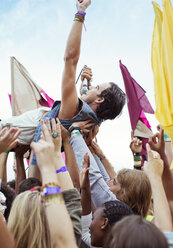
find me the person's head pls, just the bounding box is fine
[18,177,42,194]
[110,215,169,248]
[7,179,16,191]
[107,169,152,218]
[89,200,133,247]
[1,183,16,221]
[81,82,126,121]
[8,190,52,248]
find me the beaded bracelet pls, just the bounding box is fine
[56,166,68,174]
[41,182,61,192]
[74,13,85,23]
[133,152,142,169]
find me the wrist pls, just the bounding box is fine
[77,7,86,12]
[148,174,162,183]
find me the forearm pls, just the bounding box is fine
[63,141,80,189]
[42,169,77,248]
[54,153,74,191]
[97,155,116,179]
[150,176,173,231]
[81,187,91,215]
[93,154,110,181]
[0,152,8,183]
[46,199,77,248]
[64,20,83,64]
[165,141,173,167]
[161,153,173,200]
[15,155,26,193]
[0,214,15,248]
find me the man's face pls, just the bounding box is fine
[81,83,111,105]
[89,206,105,247]
[107,176,121,196]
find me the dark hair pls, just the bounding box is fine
[110,215,169,248]
[18,178,42,194]
[7,180,16,190]
[1,183,16,221]
[103,200,133,226]
[96,82,126,121]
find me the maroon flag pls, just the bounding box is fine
[119,60,154,161]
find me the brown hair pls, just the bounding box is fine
[116,169,152,218]
[110,215,169,248]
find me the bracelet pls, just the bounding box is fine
[133,152,142,156]
[77,10,86,17]
[56,166,68,174]
[44,194,64,207]
[70,130,81,137]
[68,126,81,135]
[43,186,61,195]
[74,13,85,23]
[134,161,142,166]
[41,182,61,192]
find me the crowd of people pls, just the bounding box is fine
[0,0,173,247]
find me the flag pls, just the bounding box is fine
[151,0,173,143]
[120,61,154,162]
[11,57,54,116]
[152,0,173,168]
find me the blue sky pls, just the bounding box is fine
[0,0,166,179]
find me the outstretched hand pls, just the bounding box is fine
[30,120,59,170]
[144,143,164,179]
[70,120,94,134]
[45,118,62,153]
[148,128,165,158]
[81,66,92,83]
[91,140,104,158]
[0,127,22,153]
[129,131,142,154]
[76,0,91,12]
[80,152,90,190]
[84,125,99,145]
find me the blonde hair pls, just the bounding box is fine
[8,191,52,248]
[116,169,152,218]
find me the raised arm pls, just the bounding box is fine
[59,0,91,119]
[149,129,173,218]
[144,144,173,232]
[31,120,77,248]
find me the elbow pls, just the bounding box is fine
[64,51,79,65]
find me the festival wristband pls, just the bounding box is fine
[43,186,61,195]
[77,10,86,17]
[56,166,68,174]
[70,130,81,137]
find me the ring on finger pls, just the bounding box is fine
[52,132,58,138]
